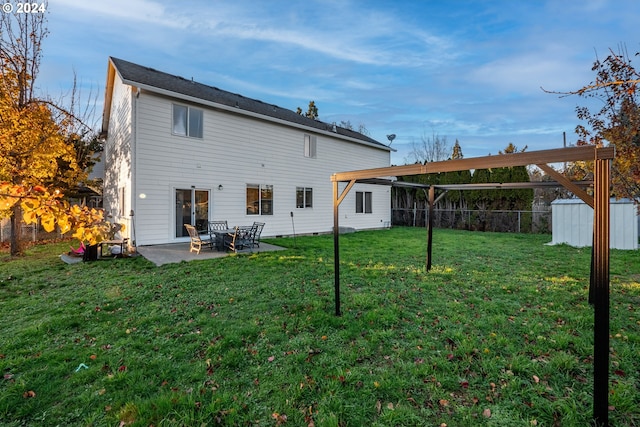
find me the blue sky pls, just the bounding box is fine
[38,0,640,164]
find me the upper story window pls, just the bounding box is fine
[304,134,317,158]
[356,191,372,214]
[173,104,203,138]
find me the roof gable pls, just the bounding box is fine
[106,57,389,150]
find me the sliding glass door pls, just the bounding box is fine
[175,188,209,237]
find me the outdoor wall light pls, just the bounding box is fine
[139,193,146,199]
[218,185,223,191]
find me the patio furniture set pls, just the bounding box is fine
[184,221,265,254]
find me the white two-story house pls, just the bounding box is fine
[101,57,392,246]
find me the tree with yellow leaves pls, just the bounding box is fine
[1,1,117,255]
[0,183,116,245]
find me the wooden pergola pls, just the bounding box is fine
[331,145,615,426]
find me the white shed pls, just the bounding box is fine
[551,198,638,250]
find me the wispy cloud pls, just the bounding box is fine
[187,2,454,68]
[54,0,190,28]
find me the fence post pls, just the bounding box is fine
[518,211,521,233]
[413,202,417,227]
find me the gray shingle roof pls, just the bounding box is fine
[110,57,388,149]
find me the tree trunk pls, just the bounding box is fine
[10,204,25,256]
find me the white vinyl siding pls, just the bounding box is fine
[103,72,133,234]
[112,89,390,245]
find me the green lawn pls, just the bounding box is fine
[1,228,638,426]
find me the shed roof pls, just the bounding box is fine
[551,197,637,205]
[103,57,389,151]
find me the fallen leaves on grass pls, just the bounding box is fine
[22,390,36,398]
[271,412,287,425]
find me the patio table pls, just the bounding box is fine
[210,228,235,251]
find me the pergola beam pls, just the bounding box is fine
[331,145,614,183]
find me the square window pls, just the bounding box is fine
[173,104,203,138]
[296,187,313,208]
[247,184,273,215]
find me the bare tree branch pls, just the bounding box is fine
[541,80,640,98]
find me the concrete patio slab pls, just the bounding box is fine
[136,242,286,266]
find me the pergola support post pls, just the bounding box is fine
[332,179,356,317]
[426,185,434,271]
[333,180,341,316]
[592,156,611,426]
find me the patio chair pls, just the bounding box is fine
[250,222,265,247]
[208,220,228,232]
[207,220,229,250]
[184,224,214,254]
[225,226,253,253]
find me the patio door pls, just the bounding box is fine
[175,188,209,237]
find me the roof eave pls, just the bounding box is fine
[101,58,117,134]
[116,76,391,152]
